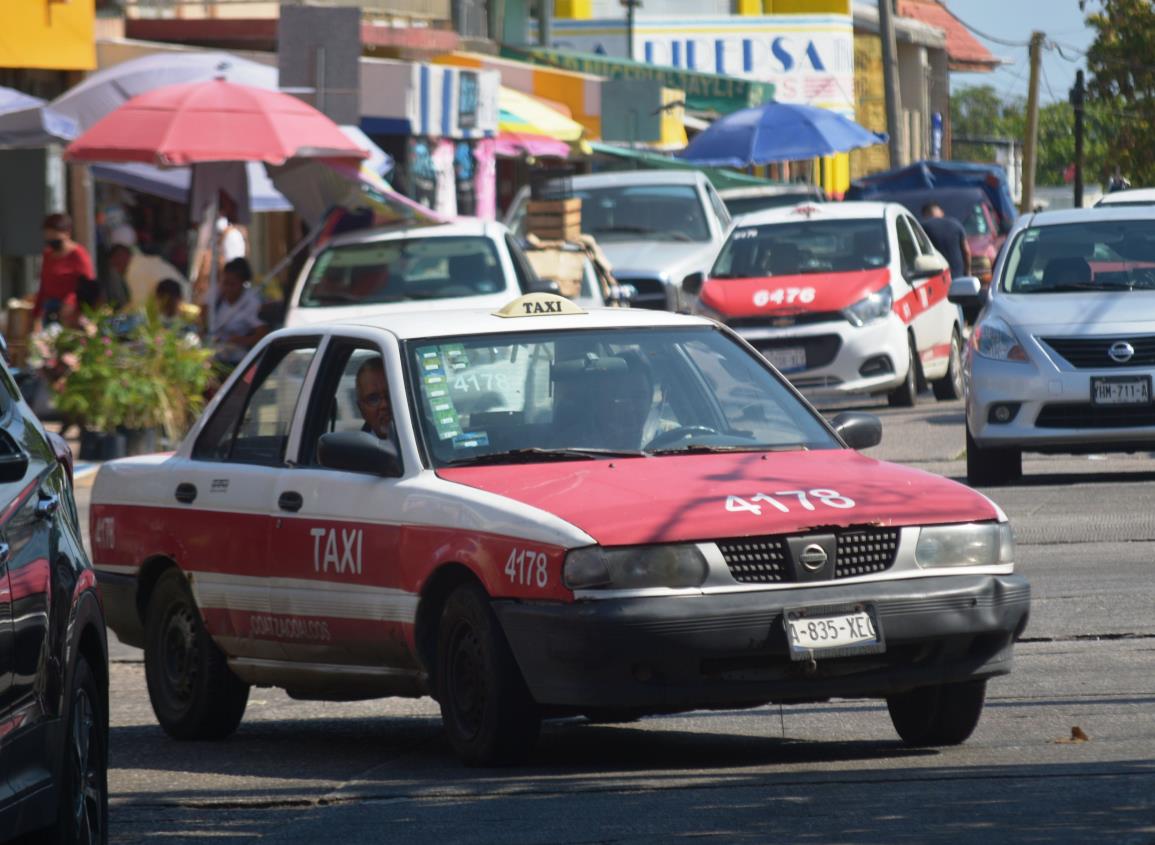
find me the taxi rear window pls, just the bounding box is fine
[405,326,837,467]
[299,236,506,308]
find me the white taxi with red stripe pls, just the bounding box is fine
[91,294,1028,765]
[688,202,972,407]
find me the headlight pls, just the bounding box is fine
[916,522,1015,568]
[972,316,1029,362]
[972,254,993,282]
[563,544,708,590]
[843,286,893,327]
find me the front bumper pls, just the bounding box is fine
[735,315,909,397]
[495,574,1030,712]
[966,351,1155,450]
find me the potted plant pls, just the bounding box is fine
[38,307,215,460]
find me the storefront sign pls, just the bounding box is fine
[501,45,774,116]
[541,15,854,117]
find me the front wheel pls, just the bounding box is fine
[144,569,249,740]
[932,327,964,401]
[887,679,987,746]
[50,655,108,845]
[437,582,540,766]
[888,335,919,408]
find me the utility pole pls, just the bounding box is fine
[623,0,640,61]
[1020,31,1045,214]
[1070,69,1085,207]
[878,0,904,168]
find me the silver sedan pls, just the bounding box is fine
[963,206,1155,485]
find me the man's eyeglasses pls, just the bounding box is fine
[358,391,390,408]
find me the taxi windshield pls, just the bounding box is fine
[299,236,505,308]
[712,219,889,278]
[405,326,839,467]
[1000,220,1155,293]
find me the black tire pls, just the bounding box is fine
[144,568,249,740]
[436,582,540,766]
[888,335,919,408]
[887,679,987,746]
[932,327,964,401]
[51,656,108,845]
[966,425,1022,487]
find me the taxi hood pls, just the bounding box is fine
[437,450,998,547]
[700,269,891,318]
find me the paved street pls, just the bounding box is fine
[77,393,1155,845]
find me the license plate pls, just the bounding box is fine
[784,605,884,660]
[1091,375,1151,406]
[764,346,807,373]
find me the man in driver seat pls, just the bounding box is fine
[355,356,400,452]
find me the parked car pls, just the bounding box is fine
[506,170,731,311]
[719,184,827,218]
[91,293,1028,766]
[686,201,973,407]
[284,220,545,328]
[0,356,108,842]
[868,187,1006,286]
[963,206,1155,485]
[1095,187,1155,207]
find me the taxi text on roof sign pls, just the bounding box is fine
[495,293,587,318]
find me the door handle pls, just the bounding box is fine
[278,491,303,513]
[174,483,198,504]
[35,493,60,520]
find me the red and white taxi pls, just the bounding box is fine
[91,294,1029,765]
[688,202,971,406]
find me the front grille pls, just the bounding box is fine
[1041,335,1155,369]
[747,335,842,370]
[834,529,900,578]
[716,537,789,583]
[718,528,900,584]
[1036,403,1155,429]
[616,277,667,310]
[727,312,845,329]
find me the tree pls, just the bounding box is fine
[949,85,1023,163]
[1087,0,1155,185]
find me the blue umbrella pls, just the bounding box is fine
[679,101,886,167]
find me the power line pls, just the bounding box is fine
[940,2,1033,48]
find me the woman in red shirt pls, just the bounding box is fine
[35,212,95,327]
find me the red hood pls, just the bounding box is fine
[437,450,997,546]
[700,269,890,318]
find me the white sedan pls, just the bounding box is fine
[964,205,1155,485]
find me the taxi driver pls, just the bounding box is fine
[355,356,395,442]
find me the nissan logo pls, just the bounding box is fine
[799,544,828,572]
[1108,341,1135,363]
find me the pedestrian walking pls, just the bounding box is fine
[34,212,96,327]
[920,202,970,278]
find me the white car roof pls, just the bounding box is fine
[731,200,897,227]
[321,219,508,250]
[567,170,708,189]
[1014,204,1155,228]
[276,297,711,342]
[1094,188,1155,207]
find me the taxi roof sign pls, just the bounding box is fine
[495,293,587,318]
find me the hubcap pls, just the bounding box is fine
[448,622,486,740]
[162,605,199,702]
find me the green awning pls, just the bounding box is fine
[501,46,774,117]
[588,142,783,192]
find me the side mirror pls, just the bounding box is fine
[829,411,882,450]
[947,275,984,307]
[527,278,561,295]
[318,431,401,477]
[682,271,705,297]
[913,253,948,278]
[0,451,29,484]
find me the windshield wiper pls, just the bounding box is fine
[648,444,808,456]
[443,447,646,467]
[591,225,694,242]
[1041,283,1105,292]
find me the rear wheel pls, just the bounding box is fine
[966,425,1022,487]
[437,582,540,766]
[144,569,249,740]
[933,327,964,401]
[50,655,107,845]
[888,335,919,408]
[887,679,987,746]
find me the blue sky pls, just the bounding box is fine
[945,0,1095,104]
